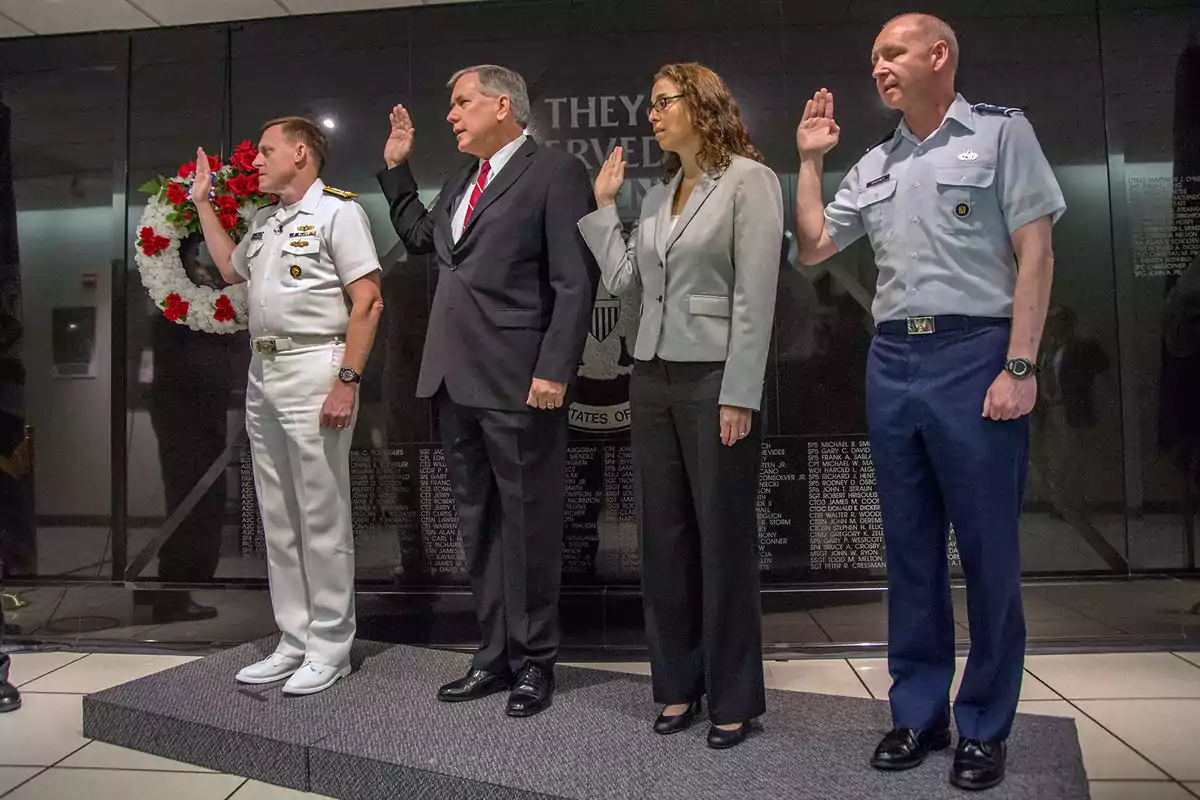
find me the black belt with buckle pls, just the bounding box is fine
[876,315,1010,337]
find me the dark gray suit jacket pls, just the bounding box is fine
[379,139,599,411]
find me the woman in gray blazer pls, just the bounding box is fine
[578,62,783,749]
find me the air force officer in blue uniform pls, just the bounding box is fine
[793,13,1065,791]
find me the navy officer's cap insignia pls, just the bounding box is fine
[865,174,891,188]
[251,231,264,241]
[954,202,971,218]
[973,103,1023,117]
[289,265,302,279]
[322,186,357,199]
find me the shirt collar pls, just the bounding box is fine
[891,93,975,150]
[481,134,527,177]
[278,178,325,217]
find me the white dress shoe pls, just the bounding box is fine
[281,661,351,696]
[235,653,303,685]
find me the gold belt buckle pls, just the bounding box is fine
[907,316,935,335]
[255,338,277,354]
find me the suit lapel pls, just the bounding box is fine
[664,170,719,255]
[454,138,538,248]
[654,170,683,261]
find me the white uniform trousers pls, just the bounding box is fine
[245,341,357,668]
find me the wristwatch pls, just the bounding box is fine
[338,366,361,385]
[1004,357,1037,380]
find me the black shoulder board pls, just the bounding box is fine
[866,130,896,153]
[972,103,1023,118]
[322,186,357,199]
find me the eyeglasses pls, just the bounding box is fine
[647,94,684,118]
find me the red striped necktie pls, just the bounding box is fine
[463,159,491,227]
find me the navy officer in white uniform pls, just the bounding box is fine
[191,116,384,696]
[793,14,1065,791]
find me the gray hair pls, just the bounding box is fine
[446,64,531,127]
[886,13,960,70]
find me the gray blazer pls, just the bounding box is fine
[577,155,783,409]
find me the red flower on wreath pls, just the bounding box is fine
[219,213,240,232]
[166,182,189,206]
[215,195,239,214]
[231,140,258,173]
[178,154,221,179]
[225,174,258,198]
[139,226,170,256]
[162,293,189,322]
[213,294,236,322]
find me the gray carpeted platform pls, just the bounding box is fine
[82,638,1089,799]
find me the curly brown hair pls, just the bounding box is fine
[654,62,763,181]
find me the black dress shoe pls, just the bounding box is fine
[0,681,21,713]
[654,700,701,735]
[951,738,1007,791]
[506,664,554,717]
[706,722,749,749]
[437,668,511,703]
[870,727,952,770]
[152,600,219,624]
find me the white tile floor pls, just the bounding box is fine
[0,649,1198,798]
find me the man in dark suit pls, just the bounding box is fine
[378,64,598,717]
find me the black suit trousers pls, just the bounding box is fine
[0,607,8,683]
[631,358,766,725]
[436,388,567,676]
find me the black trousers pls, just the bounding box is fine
[436,388,567,676]
[631,358,765,725]
[148,382,227,586]
[0,607,9,683]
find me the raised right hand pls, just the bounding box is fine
[192,146,213,203]
[594,146,625,208]
[384,104,415,168]
[796,89,840,159]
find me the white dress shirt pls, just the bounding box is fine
[451,133,528,242]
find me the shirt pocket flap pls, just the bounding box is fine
[688,294,732,317]
[936,165,996,189]
[495,308,549,329]
[855,179,898,209]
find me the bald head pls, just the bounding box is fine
[871,12,959,113]
[884,13,959,71]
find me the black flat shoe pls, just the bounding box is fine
[654,700,701,735]
[506,664,554,717]
[437,668,511,703]
[950,738,1007,791]
[870,727,952,770]
[706,722,749,749]
[0,680,21,713]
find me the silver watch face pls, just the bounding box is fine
[339,368,358,382]
[1008,359,1031,378]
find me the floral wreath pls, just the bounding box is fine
[134,140,277,333]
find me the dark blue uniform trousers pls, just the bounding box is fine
[866,318,1028,743]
